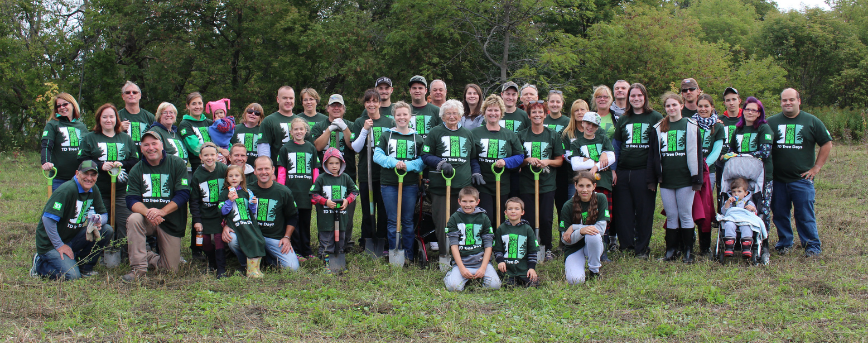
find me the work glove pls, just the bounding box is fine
[334,118,348,131]
[437,161,454,176]
[471,173,486,185]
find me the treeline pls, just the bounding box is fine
[2,0,868,150]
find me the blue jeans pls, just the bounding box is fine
[51,178,69,192]
[228,232,299,271]
[772,179,821,253]
[381,184,418,260]
[35,224,113,280]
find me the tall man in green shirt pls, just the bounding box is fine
[768,88,832,257]
[118,81,155,149]
[258,86,297,164]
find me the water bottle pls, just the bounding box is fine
[86,207,97,225]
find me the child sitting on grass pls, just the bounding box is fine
[494,197,539,287]
[444,186,501,291]
[722,177,759,258]
[219,165,266,278]
[310,148,358,268]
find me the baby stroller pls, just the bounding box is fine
[714,154,769,265]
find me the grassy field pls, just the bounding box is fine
[1,145,867,342]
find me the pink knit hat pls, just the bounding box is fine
[205,98,231,116]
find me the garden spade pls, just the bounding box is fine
[364,133,386,258]
[329,200,347,273]
[389,168,407,267]
[103,166,122,268]
[530,165,545,265]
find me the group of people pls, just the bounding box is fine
[32,76,832,290]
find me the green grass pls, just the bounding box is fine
[2,146,868,341]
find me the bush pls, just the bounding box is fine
[804,106,868,142]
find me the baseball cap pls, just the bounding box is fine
[582,112,601,126]
[408,75,427,88]
[680,78,699,90]
[141,130,162,141]
[501,81,519,93]
[327,94,345,106]
[77,160,99,173]
[375,76,392,87]
[723,87,739,96]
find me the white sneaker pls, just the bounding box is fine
[30,253,40,278]
[429,242,439,251]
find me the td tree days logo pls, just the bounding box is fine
[142,174,171,198]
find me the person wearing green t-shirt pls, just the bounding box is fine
[311,148,359,261]
[189,143,228,277]
[518,101,564,261]
[471,94,525,227]
[30,161,113,280]
[647,93,704,264]
[679,78,701,118]
[443,186,500,291]
[359,77,397,120]
[569,112,615,262]
[717,87,743,194]
[219,165,267,278]
[693,94,726,256]
[374,101,425,261]
[77,104,138,250]
[768,88,832,257]
[294,88,330,142]
[312,94,357,248]
[257,86,297,164]
[407,75,443,140]
[178,92,213,173]
[276,118,321,259]
[546,90,575,251]
[230,103,264,166]
[499,81,530,134]
[591,85,618,138]
[494,197,539,287]
[611,83,663,259]
[118,81,155,150]
[148,102,189,165]
[559,171,608,284]
[41,92,89,190]
[122,131,191,282]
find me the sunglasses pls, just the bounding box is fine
[549,90,563,94]
[124,90,140,95]
[681,88,697,93]
[55,103,70,110]
[246,109,262,116]
[528,100,546,104]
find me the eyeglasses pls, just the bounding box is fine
[681,88,697,93]
[549,90,563,94]
[742,108,760,113]
[246,109,262,116]
[595,95,610,100]
[55,103,70,110]
[528,100,545,104]
[161,111,176,115]
[124,91,140,95]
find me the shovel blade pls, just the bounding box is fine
[537,245,546,265]
[364,238,387,259]
[388,249,405,267]
[103,250,121,269]
[438,256,451,272]
[328,253,346,273]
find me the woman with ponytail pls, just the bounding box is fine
[559,172,609,285]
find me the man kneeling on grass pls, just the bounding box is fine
[31,160,114,280]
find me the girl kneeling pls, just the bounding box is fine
[560,172,609,284]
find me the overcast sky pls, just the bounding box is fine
[775,0,832,11]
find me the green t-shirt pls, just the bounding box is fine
[558,193,609,257]
[292,112,329,142]
[247,181,299,239]
[612,111,664,170]
[518,127,564,194]
[447,210,494,257]
[494,221,539,277]
[179,115,213,166]
[767,111,833,183]
[259,112,296,162]
[376,129,424,186]
[730,123,774,182]
[500,109,530,133]
[218,186,266,257]
[310,119,357,180]
[126,154,191,237]
[190,163,227,234]
[569,134,615,191]
[147,124,189,164]
[599,113,616,138]
[230,124,261,165]
[42,119,89,180]
[410,103,442,140]
[700,123,726,174]
[656,118,692,189]
[311,173,359,232]
[471,126,523,195]
[276,141,320,209]
[118,108,155,146]
[35,179,107,254]
[353,115,396,183]
[718,114,741,146]
[423,124,477,196]
[77,132,138,198]
[544,114,571,135]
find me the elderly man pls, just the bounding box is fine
[430,79,447,108]
[768,88,832,258]
[224,156,301,270]
[30,161,114,280]
[118,81,155,149]
[122,131,191,281]
[258,85,296,163]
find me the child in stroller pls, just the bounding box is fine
[721,178,760,258]
[716,154,769,264]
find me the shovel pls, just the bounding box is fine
[530,165,545,265]
[328,200,347,273]
[364,133,386,259]
[389,168,407,267]
[492,164,505,228]
[43,167,57,197]
[103,166,122,268]
[439,168,456,272]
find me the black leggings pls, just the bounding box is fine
[291,208,313,257]
[613,169,656,255]
[359,181,388,241]
[520,191,556,250]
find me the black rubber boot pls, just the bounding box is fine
[681,228,695,263]
[723,237,736,257]
[741,238,754,259]
[215,248,227,279]
[205,249,217,272]
[698,231,712,257]
[662,229,679,261]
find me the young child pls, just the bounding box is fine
[219,165,267,278]
[494,197,539,287]
[559,172,608,285]
[277,118,321,260]
[206,98,234,160]
[444,186,501,291]
[310,147,358,268]
[190,142,228,278]
[722,178,759,258]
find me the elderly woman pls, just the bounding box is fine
[41,92,89,190]
[230,103,264,166]
[518,101,564,261]
[460,84,484,130]
[422,99,481,266]
[471,94,525,226]
[592,85,618,138]
[77,103,138,256]
[147,102,188,164]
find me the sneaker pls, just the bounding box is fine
[805,250,821,258]
[723,238,735,257]
[29,254,40,278]
[775,246,792,255]
[297,255,308,263]
[429,242,439,251]
[80,270,98,278]
[180,256,188,264]
[545,250,555,262]
[607,241,619,252]
[121,269,146,282]
[588,271,600,281]
[635,252,649,260]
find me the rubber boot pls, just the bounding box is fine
[723,237,736,257]
[215,249,227,279]
[698,231,712,257]
[741,238,754,259]
[662,229,679,261]
[205,249,217,272]
[681,228,695,264]
[600,235,613,262]
[246,257,263,278]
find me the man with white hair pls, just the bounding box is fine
[430,79,447,108]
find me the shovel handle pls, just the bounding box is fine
[333,199,343,242]
[529,165,542,180]
[42,167,57,181]
[108,166,121,182]
[491,164,504,181]
[395,167,407,183]
[441,168,455,187]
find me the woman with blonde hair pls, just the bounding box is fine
[591,85,617,138]
[41,92,89,190]
[147,102,188,164]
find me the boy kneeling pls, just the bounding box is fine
[444,186,501,291]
